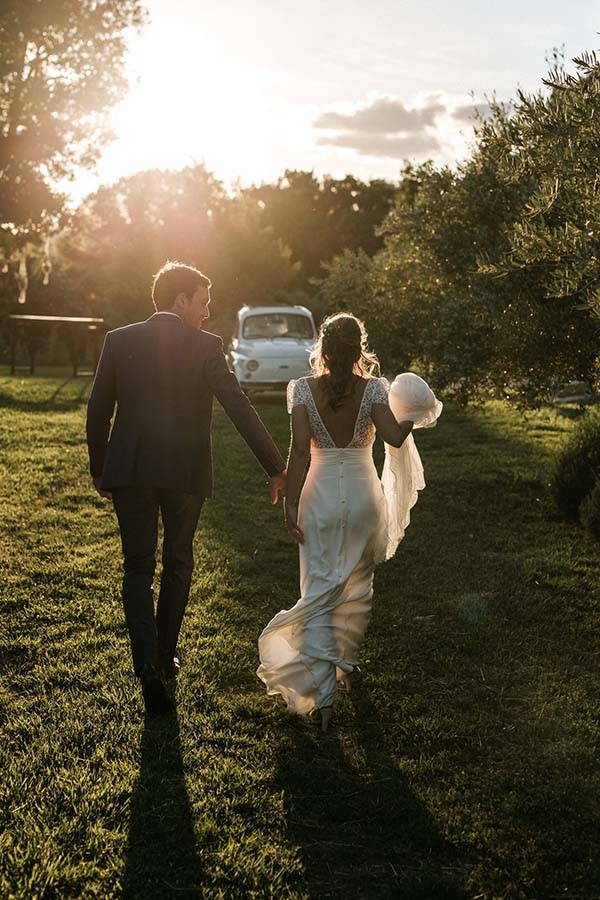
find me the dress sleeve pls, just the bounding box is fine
[371,377,390,404]
[287,379,308,413]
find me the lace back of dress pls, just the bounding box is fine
[348,380,376,448]
[288,377,388,449]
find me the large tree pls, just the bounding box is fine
[0,0,145,250]
[318,50,600,404]
[478,52,600,346]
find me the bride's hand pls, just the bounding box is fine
[270,470,286,504]
[284,500,304,544]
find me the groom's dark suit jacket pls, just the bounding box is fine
[86,312,285,496]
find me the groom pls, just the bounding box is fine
[86,261,286,715]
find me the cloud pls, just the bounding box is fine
[313,93,509,162]
[314,97,443,134]
[313,94,446,160]
[316,131,441,158]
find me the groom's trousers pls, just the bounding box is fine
[112,486,204,675]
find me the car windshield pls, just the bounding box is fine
[242,313,314,340]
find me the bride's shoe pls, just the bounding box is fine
[308,707,321,726]
[339,665,361,693]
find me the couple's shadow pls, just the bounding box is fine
[121,709,202,899]
[120,687,466,899]
[274,682,467,900]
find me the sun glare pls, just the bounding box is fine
[96,21,279,189]
[77,12,480,202]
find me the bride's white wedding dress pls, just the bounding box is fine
[257,374,441,717]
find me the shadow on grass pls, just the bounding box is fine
[122,709,202,900]
[273,687,467,900]
[0,376,92,411]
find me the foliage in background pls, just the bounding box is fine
[0,0,146,283]
[317,52,600,404]
[552,408,600,533]
[55,165,299,331]
[244,171,396,290]
[474,50,600,399]
[1,167,397,335]
[580,480,600,541]
[479,52,600,318]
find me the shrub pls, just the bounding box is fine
[579,479,600,541]
[552,409,600,519]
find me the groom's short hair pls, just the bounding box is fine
[152,261,212,311]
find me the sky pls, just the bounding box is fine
[78,0,600,197]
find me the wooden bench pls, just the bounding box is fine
[8,315,105,376]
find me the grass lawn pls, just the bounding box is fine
[1,371,599,900]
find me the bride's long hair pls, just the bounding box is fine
[309,312,380,410]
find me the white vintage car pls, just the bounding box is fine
[227,305,316,391]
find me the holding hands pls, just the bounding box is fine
[270,470,287,504]
[270,468,304,544]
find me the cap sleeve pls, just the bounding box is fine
[287,378,311,413]
[370,377,390,405]
[286,380,296,414]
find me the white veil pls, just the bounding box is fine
[379,373,443,562]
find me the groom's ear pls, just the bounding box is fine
[172,291,187,312]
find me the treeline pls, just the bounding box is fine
[2,168,395,338]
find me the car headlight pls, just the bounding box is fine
[246,359,259,372]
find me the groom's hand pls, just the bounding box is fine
[270,470,286,505]
[93,476,113,500]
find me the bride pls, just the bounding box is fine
[257,312,441,732]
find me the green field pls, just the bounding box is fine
[1,372,599,900]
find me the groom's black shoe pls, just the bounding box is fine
[140,664,173,716]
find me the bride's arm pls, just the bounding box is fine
[371,403,414,447]
[284,405,311,543]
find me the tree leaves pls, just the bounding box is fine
[0,0,146,236]
[316,50,600,405]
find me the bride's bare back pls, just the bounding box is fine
[306,375,369,448]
